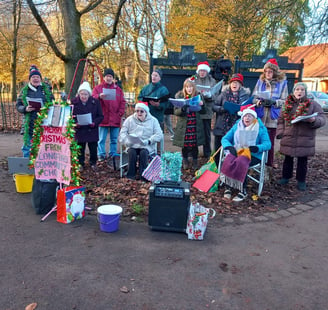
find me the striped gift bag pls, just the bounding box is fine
[142,155,162,182]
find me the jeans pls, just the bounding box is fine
[22,136,32,158]
[98,126,120,158]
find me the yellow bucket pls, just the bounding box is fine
[13,174,34,193]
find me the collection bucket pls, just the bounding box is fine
[97,205,123,233]
[13,174,34,193]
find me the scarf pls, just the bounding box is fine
[282,94,311,126]
[234,119,259,150]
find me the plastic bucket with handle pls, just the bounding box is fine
[13,174,34,193]
[97,205,123,233]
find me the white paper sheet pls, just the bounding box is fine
[127,134,143,144]
[103,88,116,100]
[77,113,92,125]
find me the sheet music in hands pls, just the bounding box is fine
[77,113,92,125]
[127,134,143,145]
[103,88,116,100]
[291,112,318,124]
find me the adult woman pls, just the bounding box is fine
[252,58,288,169]
[276,82,326,191]
[221,105,271,202]
[72,81,104,170]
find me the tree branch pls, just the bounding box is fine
[79,0,103,15]
[26,0,67,61]
[85,0,127,55]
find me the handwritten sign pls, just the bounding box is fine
[34,126,71,185]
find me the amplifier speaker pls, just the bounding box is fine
[148,181,190,232]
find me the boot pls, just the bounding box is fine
[183,158,189,170]
[192,159,198,170]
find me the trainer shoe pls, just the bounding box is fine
[297,181,306,191]
[232,192,247,202]
[98,156,106,162]
[277,178,289,185]
[223,189,232,200]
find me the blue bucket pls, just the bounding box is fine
[97,205,123,233]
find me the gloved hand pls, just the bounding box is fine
[181,105,189,113]
[141,139,150,146]
[263,99,276,107]
[89,122,95,128]
[224,146,237,157]
[249,146,259,153]
[203,91,212,99]
[276,134,283,139]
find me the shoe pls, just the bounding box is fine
[297,181,306,191]
[192,159,198,170]
[170,135,174,141]
[277,178,289,185]
[223,190,232,200]
[183,159,189,170]
[98,156,106,162]
[90,164,97,171]
[79,165,84,172]
[232,192,247,202]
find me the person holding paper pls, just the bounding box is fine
[252,59,288,171]
[276,82,326,191]
[213,73,251,164]
[16,65,54,157]
[191,61,218,160]
[72,81,104,171]
[173,78,205,170]
[119,102,163,180]
[137,68,170,130]
[92,68,126,162]
[221,105,271,202]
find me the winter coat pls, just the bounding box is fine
[252,77,288,128]
[137,82,170,123]
[277,96,326,157]
[172,90,205,148]
[72,96,104,143]
[16,83,54,137]
[213,85,251,136]
[193,74,218,119]
[119,112,163,154]
[92,81,126,127]
[221,118,271,161]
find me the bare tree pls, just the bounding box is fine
[26,0,127,94]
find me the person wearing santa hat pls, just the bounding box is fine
[192,61,218,159]
[16,65,54,157]
[221,104,271,202]
[119,101,163,180]
[213,73,251,164]
[252,58,288,174]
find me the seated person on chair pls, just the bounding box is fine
[118,101,163,180]
[221,105,271,202]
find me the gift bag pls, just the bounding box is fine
[186,203,216,240]
[57,186,86,224]
[142,155,162,182]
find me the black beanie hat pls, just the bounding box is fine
[154,68,163,78]
[29,65,42,80]
[104,68,115,77]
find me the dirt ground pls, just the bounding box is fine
[1,120,328,309]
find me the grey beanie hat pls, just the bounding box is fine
[154,68,163,78]
[293,82,307,96]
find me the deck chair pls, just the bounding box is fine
[217,147,268,196]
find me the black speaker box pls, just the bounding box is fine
[148,181,190,232]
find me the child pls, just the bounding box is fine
[212,73,251,161]
[172,79,205,170]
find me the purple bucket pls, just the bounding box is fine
[97,205,122,233]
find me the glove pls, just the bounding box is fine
[141,139,150,146]
[249,146,259,153]
[89,122,95,128]
[181,105,189,113]
[276,134,283,140]
[224,146,237,157]
[263,99,275,107]
[203,91,212,99]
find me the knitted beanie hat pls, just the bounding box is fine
[196,61,210,74]
[29,65,42,80]
[104,68,115,77]
[229,73,244,85]
[293,82,308,96]
[264,58,279,72]
[154,68,163,79]
[135,101,149,114]
[77,81,92,95]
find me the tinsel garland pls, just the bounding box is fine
[160,152,182,182]
[282,94,311,126]
[29,100,81,186]
[21,82,53,146]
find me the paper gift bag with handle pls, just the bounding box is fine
[57,186,86,224]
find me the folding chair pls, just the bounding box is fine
[217,148,268,196]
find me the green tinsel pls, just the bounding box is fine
[160,152,182,182]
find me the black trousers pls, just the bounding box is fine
[182,146,198,160]
[282,155,308,182]
[127,148,149,179]
[202,119,212,158]
[78,141,98,166]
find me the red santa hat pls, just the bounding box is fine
[196,61,211,74]
[239,104,257,118]
[264,58,279,72]
[135,101,149,114]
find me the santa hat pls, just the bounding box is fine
[239,104,257,118]
[196,61,210,74]
[135,101,149,114]
[264,58,279,72]
[77,81,92,95]
[229,73,244,85]
[29,65,42,80]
